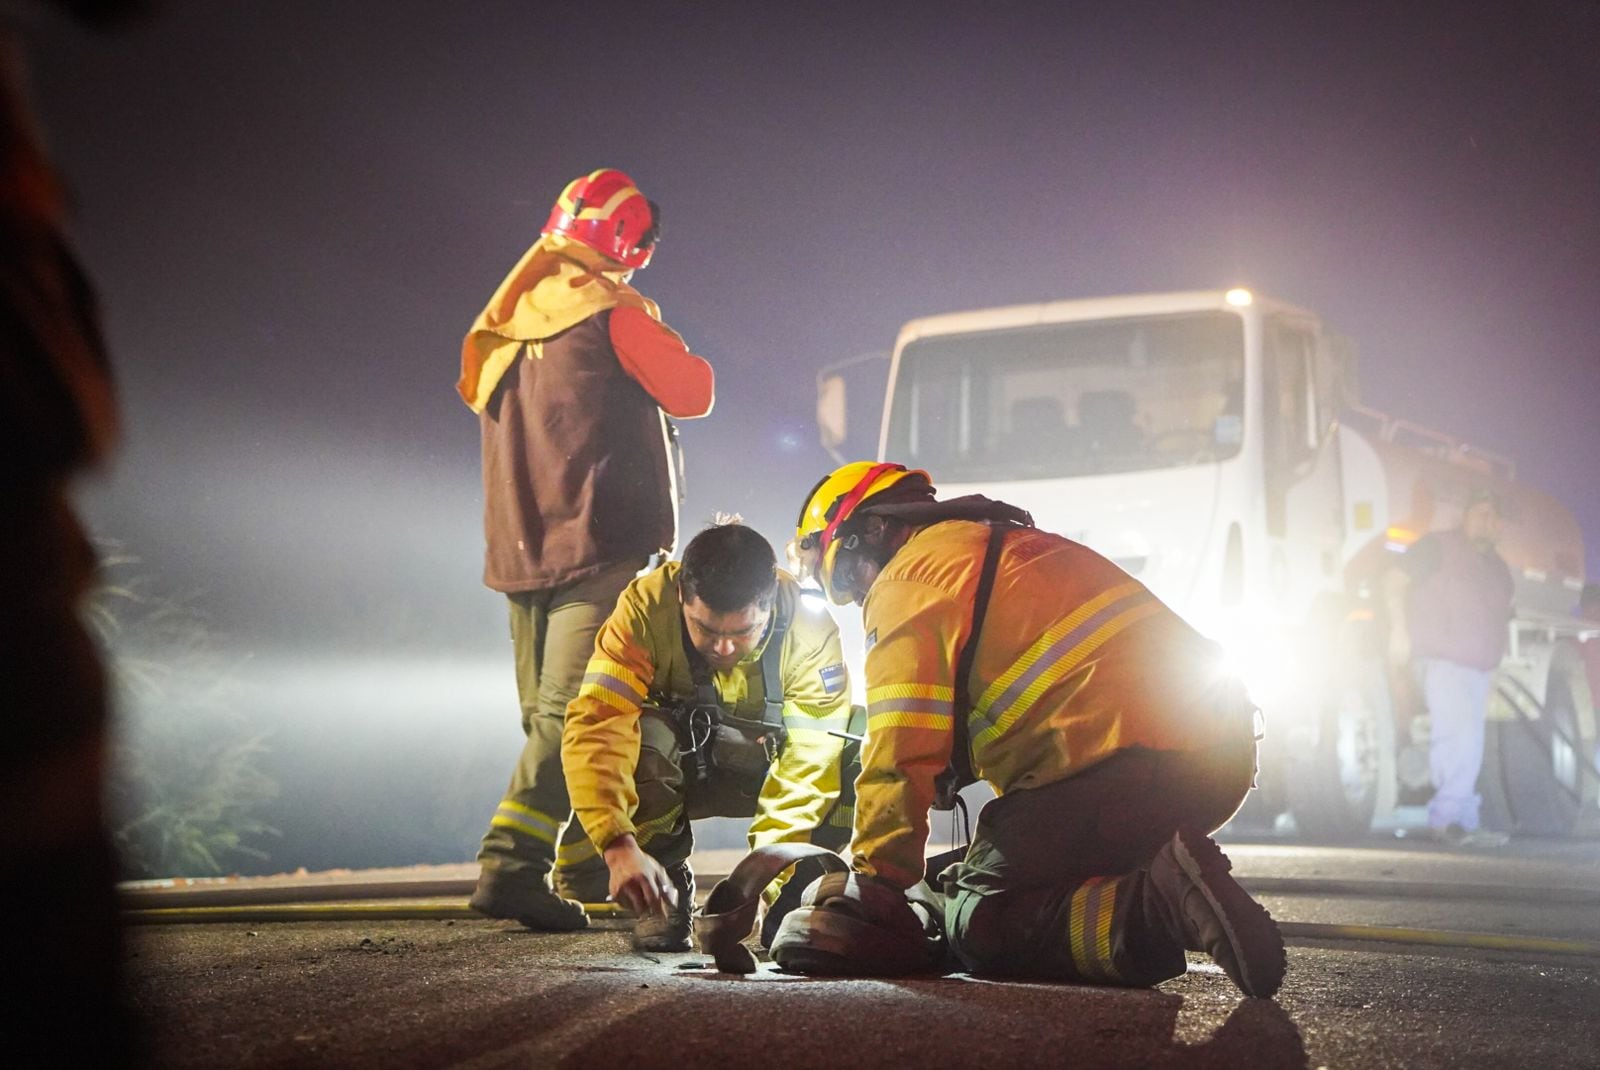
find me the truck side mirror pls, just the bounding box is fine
[817,373,848,451]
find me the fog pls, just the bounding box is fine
[20,1,1599,876]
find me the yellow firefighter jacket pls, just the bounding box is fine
[855,520,1239,888]
[563,563,852,855]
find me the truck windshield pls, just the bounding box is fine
[884,311,1245,480]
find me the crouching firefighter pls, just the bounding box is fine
[560,521,858,951]
[774,462,1285,998]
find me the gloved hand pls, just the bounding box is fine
[770,869,946,976]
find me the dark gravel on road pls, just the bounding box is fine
[127,917,1600,1069]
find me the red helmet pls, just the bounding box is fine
[542,168,660,269]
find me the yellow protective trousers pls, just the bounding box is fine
[555,709,857,897]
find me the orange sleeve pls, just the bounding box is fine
[851,579,964,889]
[608,305,715,418]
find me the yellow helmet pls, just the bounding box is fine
[792,461,927,603]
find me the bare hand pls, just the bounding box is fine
[603,835,677,917]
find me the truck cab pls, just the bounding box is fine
[880,289,1347,670]
[822,287,1596,838]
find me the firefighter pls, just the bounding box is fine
[775,462,1286,997]
[561,522,855,951]
[460,169,715,930]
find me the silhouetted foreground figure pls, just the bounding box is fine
[1,3,144,1061]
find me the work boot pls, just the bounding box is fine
[632,862,695,952]
[469,871,588,932]
[553,863,611,906]
[1151,827,1285,998]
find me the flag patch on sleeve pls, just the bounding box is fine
[818,663,847,694]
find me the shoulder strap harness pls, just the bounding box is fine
[933,518,1023,811]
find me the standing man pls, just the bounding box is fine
[1386,489,1514,846]
[777,462,1285,996]
[459,169,714,930]
[561,522,854,951]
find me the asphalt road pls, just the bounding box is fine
[123,838,1600,1069]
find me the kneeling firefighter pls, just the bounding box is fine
[775,462,1285,997]
[561,521,858,951]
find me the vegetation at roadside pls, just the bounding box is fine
[89,548,279,878]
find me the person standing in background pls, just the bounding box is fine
[1386,489,1514,847]
[459,169,714,929]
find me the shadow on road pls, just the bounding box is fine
[612,965,1311,1069]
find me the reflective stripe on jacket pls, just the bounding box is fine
[855,520,1239,888]
[562,563,851,854]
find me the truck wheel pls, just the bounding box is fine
[1490,644,1599,837]
[1286,655,1388,841]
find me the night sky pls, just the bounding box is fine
[24,0,1600,654]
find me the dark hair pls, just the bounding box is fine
[680,523,778,612]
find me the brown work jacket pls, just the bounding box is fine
[479,310,681,592]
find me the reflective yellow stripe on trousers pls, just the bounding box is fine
[489,800,559,846]
[1069,875,1120,981]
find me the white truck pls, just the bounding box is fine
[818,288,1598,838]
